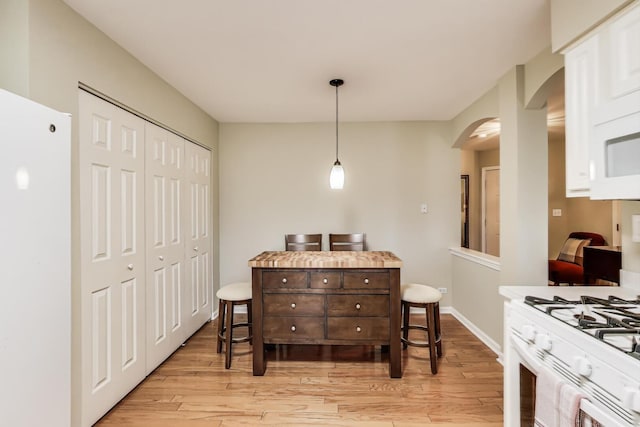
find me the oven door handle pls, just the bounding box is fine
[580,399,626,427]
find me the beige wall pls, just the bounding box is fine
[451,257,502,349]
[1,1,220,425]
[451,58,555,349]
[548,132,571,256]
[622,201,640,272]
[498,66,549,285]
[551,0,632,51]
[0,0,29,98]
[548,132,613,258]
[219,121,459,305]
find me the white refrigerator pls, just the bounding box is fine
[0,89,71,426]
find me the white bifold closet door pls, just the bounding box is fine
[80,91,213,425]
[79,91,147,426]
[144,123,187,372]
[185,142,213,331]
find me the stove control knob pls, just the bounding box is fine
[572,356,592,378]
[622,388,640,413]
[535,334,552,352]
[522,325,536,343]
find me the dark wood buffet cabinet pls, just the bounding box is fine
[583,245,622,285]
[249,251,403,378]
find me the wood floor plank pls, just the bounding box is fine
[96,314,504,426]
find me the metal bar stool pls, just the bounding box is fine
[400,283,443,374]
[216,282,252,369]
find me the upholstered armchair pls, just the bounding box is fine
[548,232,606,285]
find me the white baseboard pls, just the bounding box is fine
[438,306,503,363]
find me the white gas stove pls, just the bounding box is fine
[501,283,640,426]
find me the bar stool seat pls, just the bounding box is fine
[401,283,443,374]
[216,282,252,369]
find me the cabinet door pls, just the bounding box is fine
[609,2,640,100]
[564,34,599,197]
[184,142,213,334]
[79,91,146,426]
[145,123,186,373]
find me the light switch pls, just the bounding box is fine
[632,214,640,243]
[420,203,428,214]
[552,209,562,217]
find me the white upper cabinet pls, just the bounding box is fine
[564,34,599,197]
[608,3,640,101]
[563,1,640,200]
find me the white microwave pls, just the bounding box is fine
[589,109,640,200]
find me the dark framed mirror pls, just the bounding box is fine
[461,174,469,248]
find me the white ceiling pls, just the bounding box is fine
[62,0,551,123]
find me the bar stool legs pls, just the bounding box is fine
[400,283,443,374]
[216,282,252,369]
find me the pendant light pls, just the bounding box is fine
[329,78,344,189]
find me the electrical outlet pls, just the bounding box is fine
[552,209,562,217]
[437,287,447,294]
[420,203,428,214]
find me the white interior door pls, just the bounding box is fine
[482,167,500,257]
[184,142,213,332]
[79,91,146,426]
[0,89,71,427]
[145,123,186,372]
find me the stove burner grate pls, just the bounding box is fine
[525,294,640,359]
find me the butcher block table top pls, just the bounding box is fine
[248,250,403,269]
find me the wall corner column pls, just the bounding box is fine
[498,65,549,285]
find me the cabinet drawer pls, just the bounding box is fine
[263,294,325,316]
[343,271,389,289]
[263,271,308,289]
[326,295,389,316]
[263,316,325,340]
[327,317,389,340]
[310,271,341,289]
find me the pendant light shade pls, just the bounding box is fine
[330,160,344,189]
[329,78,344,189]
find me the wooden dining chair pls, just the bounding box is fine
[329,233,366,251]
[285,234,322,251]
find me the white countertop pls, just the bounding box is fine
[499,285,640,301]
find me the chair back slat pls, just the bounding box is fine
[329,233,366,251]
[285,234,322,251]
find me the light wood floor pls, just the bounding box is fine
[96,314,504,426]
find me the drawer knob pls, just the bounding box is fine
[291,303,296,309]
[158,255,164,261]
[323,278,328,284]
[281,278,288,284]
[127,264,134,271]
[291,325,296,332]
[363,278,369,284]
[355,303,361,310]
[356,326,362,332]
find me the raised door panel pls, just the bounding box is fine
[609,3,640,99]
[79,91,146,426]
[564,34,599,196]
[145,123,185,373]
[184,142,213,334]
